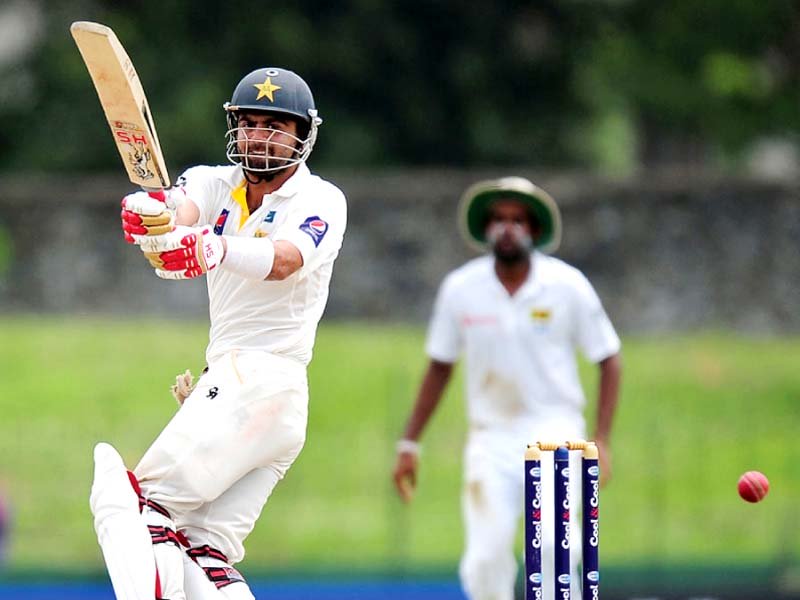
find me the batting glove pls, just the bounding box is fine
[139,225,224,280]
[120,190,177,244]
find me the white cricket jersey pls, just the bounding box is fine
[176,163,346,366]
[426,253,620,428]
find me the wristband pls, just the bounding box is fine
[396,439,421,455]
[221,235,275,280]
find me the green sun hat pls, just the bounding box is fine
[458,176,562,254]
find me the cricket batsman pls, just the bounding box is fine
[90,67,346,599]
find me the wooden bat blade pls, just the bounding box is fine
[71,21,170,189]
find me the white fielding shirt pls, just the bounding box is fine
[177,163,347,366]
[426,253,620,428]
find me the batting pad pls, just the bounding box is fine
[90,442,158,600]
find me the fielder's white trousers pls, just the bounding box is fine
[459,419,585,600]
[134,350,308,565]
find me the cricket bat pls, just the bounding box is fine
[71,21,170,190]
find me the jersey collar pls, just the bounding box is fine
[270,162,310,199]
[517,251,546,297]
[490,251,544,299]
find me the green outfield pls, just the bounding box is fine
[1,317,798,578]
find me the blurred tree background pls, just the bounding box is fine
[2,0,800,176]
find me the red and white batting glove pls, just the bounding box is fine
[120,190,176,244]
[139,225,224,279]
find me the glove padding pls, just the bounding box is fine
[139,225,224,279]
[121,190,176,244]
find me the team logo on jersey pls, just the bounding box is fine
[255,210,277,237]
[299,216,329,247]
[531,308,552,322]
[213,209,230,235]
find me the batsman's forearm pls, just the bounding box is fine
[402,360,454,441]
[594,353,621,442]
[175,198,200,226]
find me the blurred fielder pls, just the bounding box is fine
[91,67,346,600]
[393,177,621,600]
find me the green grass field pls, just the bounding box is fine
[1,316,799,580]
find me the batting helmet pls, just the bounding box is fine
[223,67,322,172]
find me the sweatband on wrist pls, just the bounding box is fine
[396,439,421,455]
[220,235,275,280]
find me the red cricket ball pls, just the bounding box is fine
[737,471,769,503]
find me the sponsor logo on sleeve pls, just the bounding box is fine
[299,216,329,247]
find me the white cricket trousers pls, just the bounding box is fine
[459,419,585,600]
[134,350,308,564]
